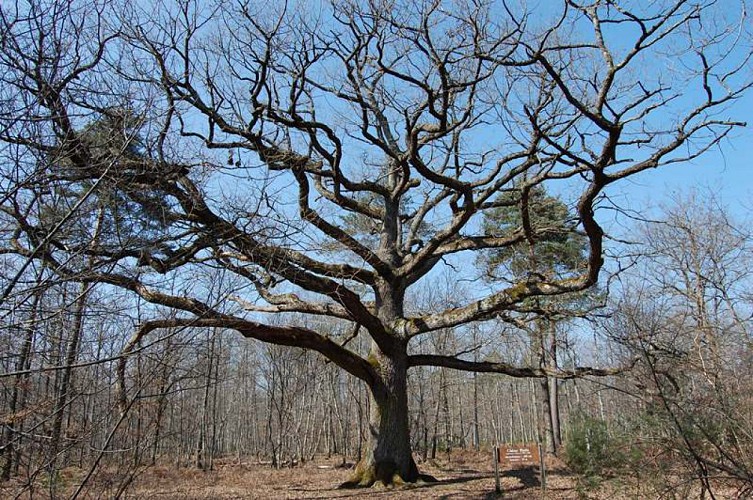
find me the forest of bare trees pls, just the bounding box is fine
[1,0,752,498]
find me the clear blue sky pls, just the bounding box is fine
[611,95,752,218]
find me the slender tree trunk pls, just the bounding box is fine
[473,372,480,452]
[549,377,562,451]
[342,380,351,465]
[539,378,553,451]
[413,367,428,460]
[2,288,42,480]
[455,381,465,449]
[431,373,443,460]
[442,375,452,456]
[512,383,526,442]
[356,381,364,461]
[197,330,216,470]
[533,320,559,454]
[529,378,539,444]
[250,358,259,457]
[152,382,167,465]
[133,351,144,467]
[548,328,562,452]
[209,333,221,470]
[49,281,89,472]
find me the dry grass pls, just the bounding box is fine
[1,450,741,499]
[123,451,582,500]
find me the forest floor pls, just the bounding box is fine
[1,450,735,498]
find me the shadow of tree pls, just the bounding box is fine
[504,465,540,489]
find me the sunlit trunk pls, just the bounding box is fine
[342,345,419,487]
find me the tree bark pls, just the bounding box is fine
[341,345,429,487]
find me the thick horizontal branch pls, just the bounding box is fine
[408,354,637,379]
[230,295,353,320]
[398,277,593,336]
[117,317,378,413]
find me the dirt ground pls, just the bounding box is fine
[2,450,733,499]
[124,451,590,499]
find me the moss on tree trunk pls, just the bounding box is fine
[340,347,434,488]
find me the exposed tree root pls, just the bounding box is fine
[338,459,438,489]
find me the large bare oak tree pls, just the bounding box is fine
[1,0,750,486]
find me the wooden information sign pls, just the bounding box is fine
[493,443,546,494]
[496,444,540,465]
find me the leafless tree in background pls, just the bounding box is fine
[606,192,753,497]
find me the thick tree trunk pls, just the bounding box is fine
[341,346,431,488]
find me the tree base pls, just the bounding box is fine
[338,459,438,489]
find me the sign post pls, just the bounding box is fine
[493,446,501,494]
[538,442,546,492]
[493,443,547,495]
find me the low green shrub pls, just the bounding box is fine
[563,413,624,480]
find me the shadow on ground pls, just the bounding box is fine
[505,466,541,490]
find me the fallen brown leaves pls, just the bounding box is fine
[1,450,726,499]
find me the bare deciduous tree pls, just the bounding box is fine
[607,192,753,497]
[1,0,750,487]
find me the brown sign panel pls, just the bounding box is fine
[497,444,540,465]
